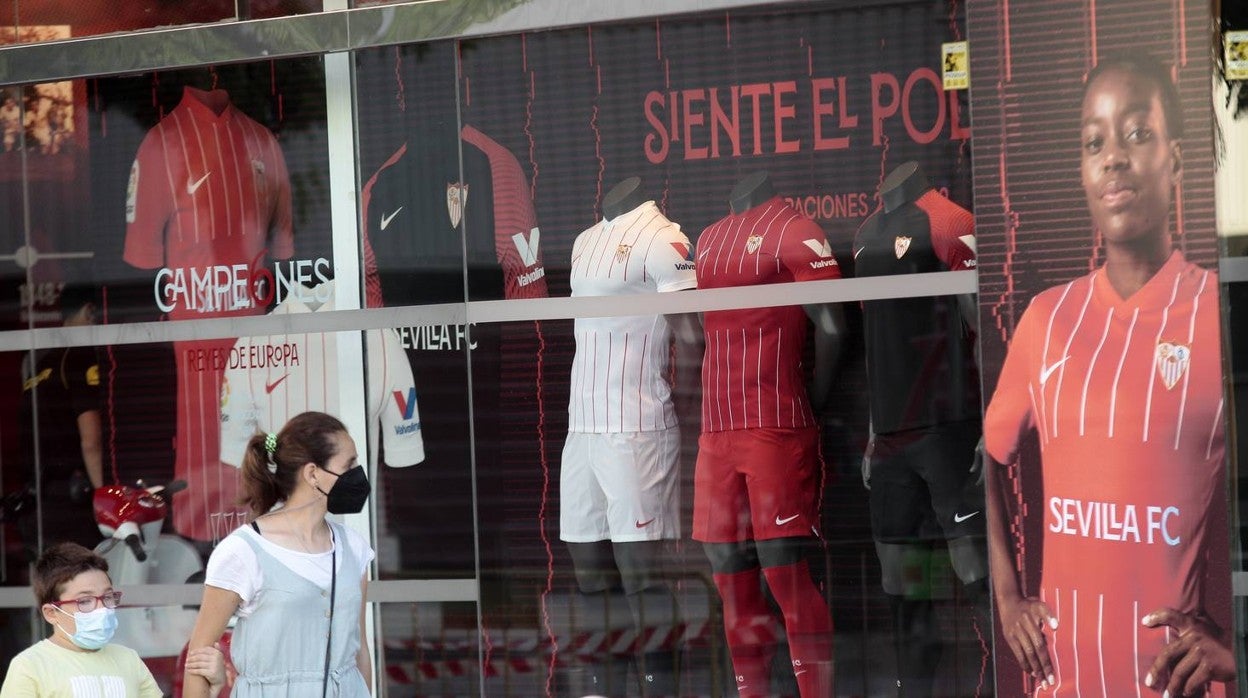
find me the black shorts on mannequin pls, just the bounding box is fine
[867,420,984,543]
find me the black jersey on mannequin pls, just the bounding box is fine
[854,162,980,434]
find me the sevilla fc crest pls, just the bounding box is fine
[894,236,912,259]
[447,183,469,228]
[615,244,632,262]
[1155,341,1191,390]
[745,234,764,254]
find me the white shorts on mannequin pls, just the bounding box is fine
[559,426,681,543]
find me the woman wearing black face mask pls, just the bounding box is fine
[183,411,375,698]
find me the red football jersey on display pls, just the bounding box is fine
[984,252,1227,696]
[695,196,842,433]
[172,337,244,543]
[124,86,294,319]
[123,86,294,542]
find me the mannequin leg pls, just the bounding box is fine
[876,540,941,698]
[705,541,778,698]
[873,428,957,697]
[923,422,992,696]
[949,536,993,696]
[948,534,991,632]
[756,537,835,698]
[615,540,681,698]
[567,541,632,697]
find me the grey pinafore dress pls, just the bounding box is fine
[228,521,369,697]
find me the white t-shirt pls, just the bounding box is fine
[204,521,375,617]
[219,279,425,469]
[567,201,697,433]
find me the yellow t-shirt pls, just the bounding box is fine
[0,639,161,697]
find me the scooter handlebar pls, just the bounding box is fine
[124,534,147,562]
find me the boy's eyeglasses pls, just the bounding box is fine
[50,591,123,613]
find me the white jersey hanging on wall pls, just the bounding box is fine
[219,279,425,470]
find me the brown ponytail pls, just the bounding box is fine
[239,411,349,520]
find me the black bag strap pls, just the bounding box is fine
[322,524,337,698]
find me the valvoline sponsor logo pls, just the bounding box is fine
[393,387,417,420]
[672,241,696,271]
[392,387,422,435]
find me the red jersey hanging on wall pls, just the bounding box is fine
[123,86,293,543]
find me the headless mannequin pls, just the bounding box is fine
[728,171,774,214]
[728,172,844,409]
[564,176,683,697]
[700,172,839,698]
[602,176,648,221]
[603,176,701,347]
[866,161,989,697]
[707,170,829,576]
[879,161,930,213]
[879,162,977,328]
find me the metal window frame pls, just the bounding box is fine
[0,0,802,87]
[0,0,1243,619]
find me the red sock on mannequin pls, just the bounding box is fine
[712,568,779,698]
[762,560,835,698]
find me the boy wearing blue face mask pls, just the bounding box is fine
[0,543,226,697]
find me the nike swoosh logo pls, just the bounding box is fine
[186,172,211,195]
[380,206,403,230]
[635,518,655,528]
[265,375,289,394]
[1039,356,1071,385]
[953,511,981,523]
[775,514,800,526]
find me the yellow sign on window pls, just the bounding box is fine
[942,41,969,90]
[1227,31,1248,80]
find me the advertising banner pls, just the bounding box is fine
[967,1,1233,695]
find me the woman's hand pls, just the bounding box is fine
[997,594,1057,689]
[1143,608,1235,696]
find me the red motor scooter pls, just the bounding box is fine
[92,480,183,562]
[93,480,232,693]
